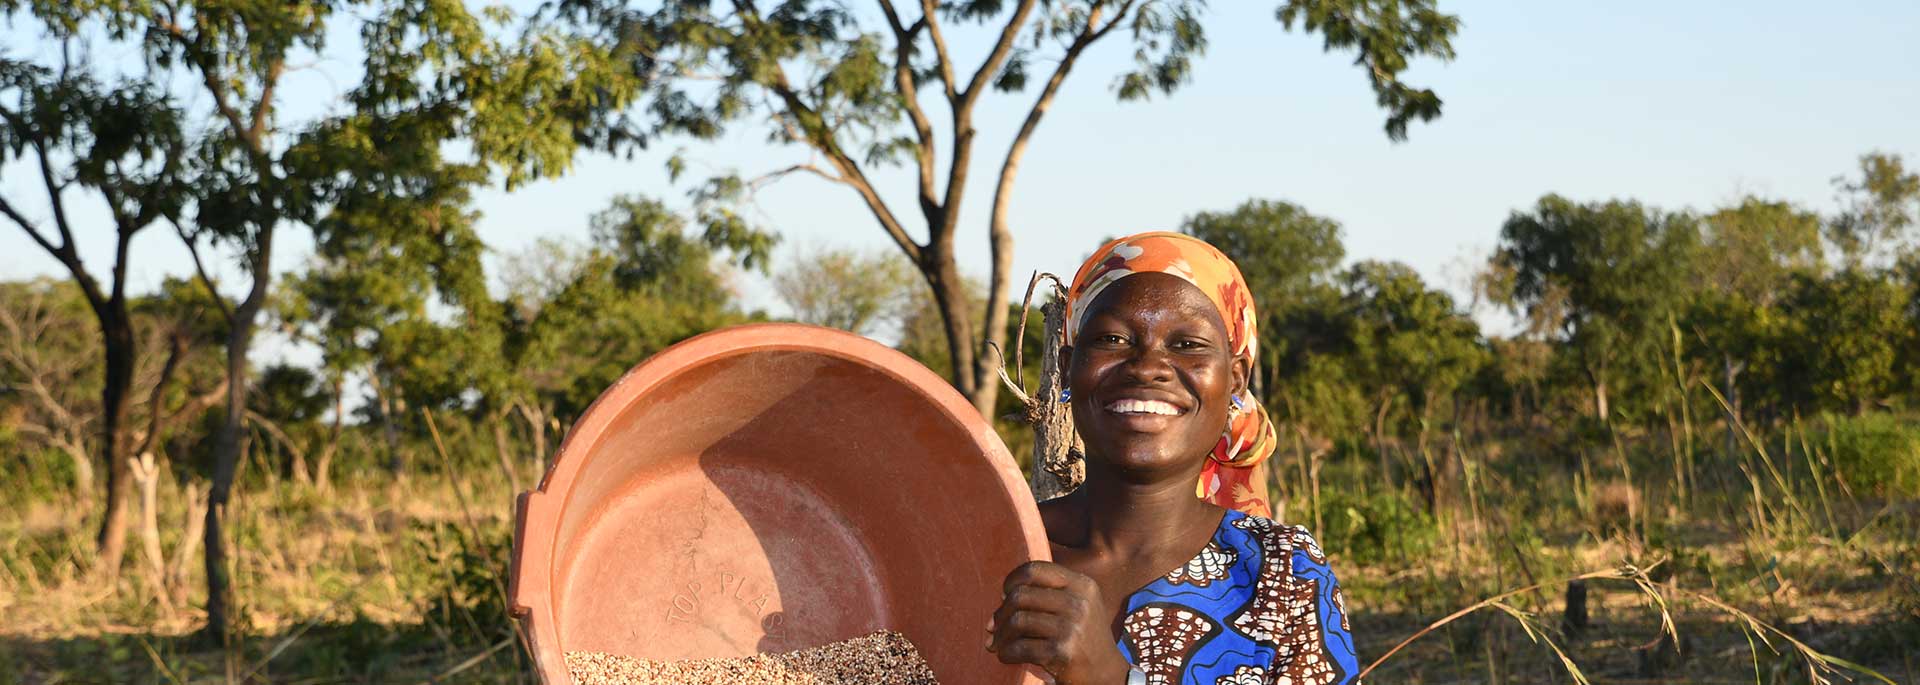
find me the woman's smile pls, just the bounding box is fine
[1100,395,1189,433]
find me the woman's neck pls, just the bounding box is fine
[1067,462,1223,559]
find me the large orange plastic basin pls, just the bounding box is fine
[509,323,1050,684]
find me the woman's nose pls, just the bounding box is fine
[1121,345,1175,383]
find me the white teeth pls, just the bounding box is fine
[1107,399,1181,416]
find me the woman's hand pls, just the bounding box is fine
[987,561,1134,684]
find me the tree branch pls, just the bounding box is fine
[961,0,1040,107]
[249,58,284,143]
[0,195,65,261]
[155,12,270,159]
[936,0,1042,247]
[132,332,187,457]
[749,163,847,190]
[731,0,923,263]
[32,139,80,257]
[875,0,943,222]
[916,0,959,103]
[977,0,1132,400]
[100,168,139,305]
[173,218,235,327]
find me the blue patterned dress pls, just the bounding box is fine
[1116,511,1360,685]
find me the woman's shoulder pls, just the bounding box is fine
[1220,512,1331,565]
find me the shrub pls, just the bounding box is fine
[1315,489,1441,564]
[1808,413,1920,498]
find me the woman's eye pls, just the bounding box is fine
[1099,334,1126,345]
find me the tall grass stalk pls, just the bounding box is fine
[1360,561,1897,685]
[1703,382,1819,531]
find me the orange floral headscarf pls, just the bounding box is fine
[1065,231,1278,517]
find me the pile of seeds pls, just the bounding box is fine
[566,630,940,685]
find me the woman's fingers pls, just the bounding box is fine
[1002,561,1081,594]
[989,583,1076,647]
[993,636,1066,674]
[988,607,1069,653]
[1001,584,1077,616]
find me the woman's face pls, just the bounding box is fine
[1065,272,1247,482]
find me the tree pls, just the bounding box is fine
[1686,197,1822,430]
[4,0,633,639]
[1490,196,1700,424]
[497,195,772,442]
[774,245,917,338]
[280,132,501,475]
[546,0,1461,415]
[1828,151,1919,268]
[1342,260,1484,430]
[1339,260,1484,508]
[0,53,189,577]
[0,279,103,498]
[1180,199,1347,401]
[1777,271,1909,414]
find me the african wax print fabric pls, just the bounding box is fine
[1118,511,1359,685]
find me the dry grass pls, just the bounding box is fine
[2,420,1916,684]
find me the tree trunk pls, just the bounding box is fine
[1373,392,1395,488]
[203,238,271,645]
[314,377,343,493]
[129,451,173,614]
[1026,290,1082,500]
[168,480,208,606]
[370,370,405,475]
[94,306,137,579]
[923,246,979,403]
[516,399,552,478]
[491,407,521,491]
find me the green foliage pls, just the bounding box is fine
[1181,199,1357,429]
[251,364,327,424]
[1181,199,1346,313]
[1777,270,1910,413]
[1275,0,1460,139]
[1316,487,1440,564]
[1807,413,1920,498]
[773,245,917,338]
[1491,195,1701,419]
[498,195,765,420]
[1341,260,1486,422]
[1829,152,1920,267]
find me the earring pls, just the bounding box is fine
[1058,388,1072,403]
[1228,393,1247,414]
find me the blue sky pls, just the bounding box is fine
[4,0,1918,344]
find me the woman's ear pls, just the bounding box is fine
[1057,344,1074,387]
[1231,356,1251,398]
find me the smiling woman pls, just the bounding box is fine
[986,233,1359,685]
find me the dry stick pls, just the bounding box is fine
[1363,560,1897,685]
[419,637,515,684]
[421,407,519,654]
[236,587,361,683]
[995,271,1081,501]
[134,635,187,685]
[422,408,482,542]
[129,452,174,616]
[1359,567,1629,681]
[1661,583,1896,685]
